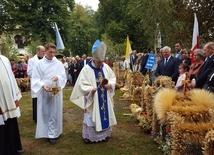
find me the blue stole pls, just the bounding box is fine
[88,61,109,130]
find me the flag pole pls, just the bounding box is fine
[191,13,200,64]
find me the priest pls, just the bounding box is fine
[31,43,67,144]
[0,54,24,154]
[27,45,45,122]
[70,39,117,143]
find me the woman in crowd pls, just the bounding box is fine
[181,49,191,66]
[188,49,205,81]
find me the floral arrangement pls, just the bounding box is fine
[16,78,30,92]
[154,124,171,155]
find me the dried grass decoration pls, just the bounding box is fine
[139,85,156,131]
[130,71,144,86]
[203,130,214,155]
[154,88,214,155]
[132,86,142,105]
[154,76,175,89]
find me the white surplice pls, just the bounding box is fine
[70,62,117,132]
[0,55,22,124]
[27,55,40,98]
[31,57,66,139]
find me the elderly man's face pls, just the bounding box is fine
[38,47,45,58]
[203,44,214,58]
[162,48,171,58]
[93,59,104,68]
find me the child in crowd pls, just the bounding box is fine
[175,63,190,93]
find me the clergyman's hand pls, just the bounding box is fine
[91,88,97,95]
[42,85,52,92]
[104,84,111,90]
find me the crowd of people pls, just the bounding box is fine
[0,38,214,154]
[118,41,214,93]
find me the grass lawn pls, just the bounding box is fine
[18,86,162,155]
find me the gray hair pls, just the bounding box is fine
[194,48,205,58]
[162,46,171,52]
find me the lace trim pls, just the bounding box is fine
[82,123,111,142]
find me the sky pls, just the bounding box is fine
[75,0,99,11]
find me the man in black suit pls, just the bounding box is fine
[79,54,90,71]
[140,50,149,76]
[196,42,214,88]
[155,46,181,82]
[130,50,138,71]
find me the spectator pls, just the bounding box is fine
[188,48,205,81]
[175,63,190,93]
[130,50,138,71]
[181,49,191,66]
[155,46,180,82]
[196,42,214,88]
[174,42,183,60]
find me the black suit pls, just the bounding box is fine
[196,54,214,88]
[183,58,191,66]
[155,56,181,82]
[204,68,214,92]
[79,58,90,70]
[130,54,138,71]
[68,63,81,85]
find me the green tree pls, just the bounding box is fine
[0,0,75,44]
[65,4,99,57]
[180,0,214,43]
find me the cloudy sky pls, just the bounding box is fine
[75,0,99,11]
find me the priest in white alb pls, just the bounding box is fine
[70,39,117,143]
[31,43,67,144]
[0,53,24,154]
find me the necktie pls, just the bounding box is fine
[164,58,168,66]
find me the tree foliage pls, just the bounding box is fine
[0,0,75,44]
[64,4,99,57]
[0,0,213,57]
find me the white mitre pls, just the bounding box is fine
[92,39,107,61]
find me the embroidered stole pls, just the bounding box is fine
[88,62,109,130]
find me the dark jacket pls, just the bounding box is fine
[204,68,214,92]
[155,56,181,82]
[130,54,138,71]
[196,55,214,88]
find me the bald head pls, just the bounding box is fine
[36,45,45,58]
[203,42,214,58]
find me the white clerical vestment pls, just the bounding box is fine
[70,62,117,132]
[31,57,66,139]
[0,55,22,125]
[27,55,40,98]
